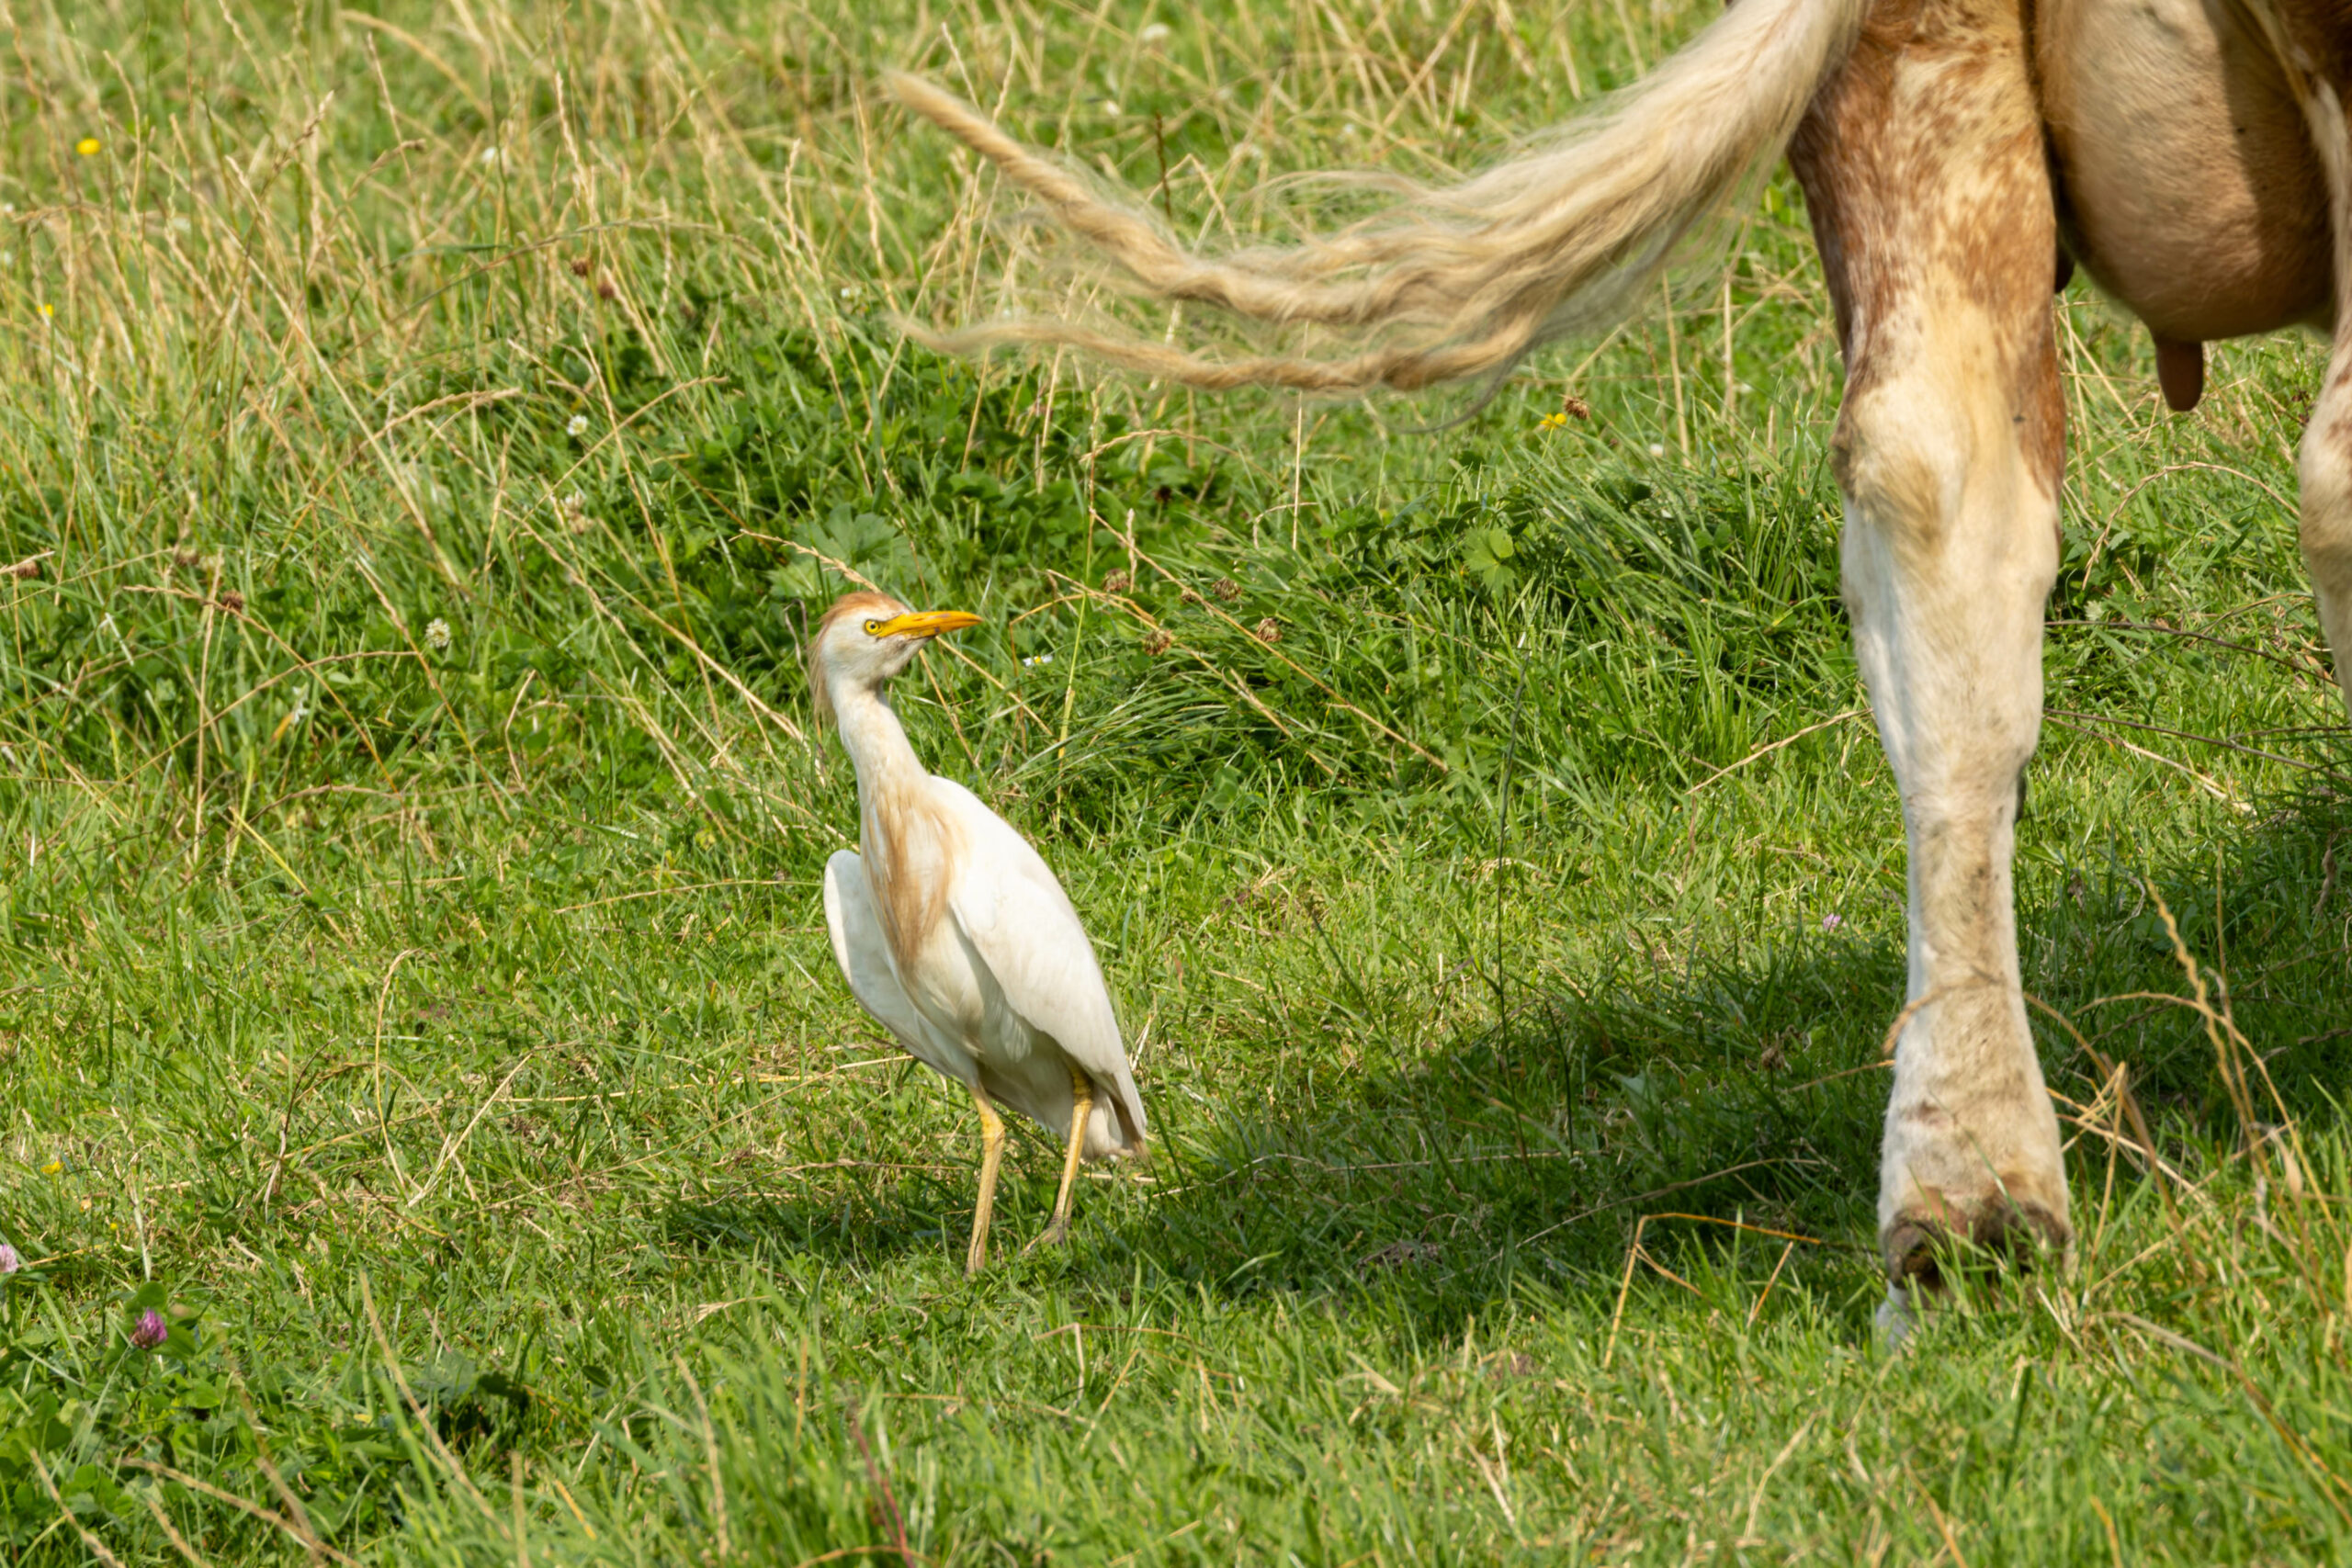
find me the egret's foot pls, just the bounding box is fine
[966,1195,997,1274]
[1021,1218,1071,1256]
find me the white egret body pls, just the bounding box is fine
[810,591,1147,1272]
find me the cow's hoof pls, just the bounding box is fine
[1874,1284,1920,1351]
[1883,1195,2070,1291]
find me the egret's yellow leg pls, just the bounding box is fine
[1030,1065,1094,1250]
[967,1085,1007,1276]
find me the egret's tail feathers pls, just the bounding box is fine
[887,0,1862,396]
[981,1058,1148,1158]
[1085,1088,1147,1161]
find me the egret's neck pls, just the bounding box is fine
[828,676,927,816]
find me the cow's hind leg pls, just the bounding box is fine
[2296,84,2352,716]
[1791,0,2071,1312]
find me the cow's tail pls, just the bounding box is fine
[885,0,1864,396]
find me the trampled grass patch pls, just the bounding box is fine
[1,0,2349,1562]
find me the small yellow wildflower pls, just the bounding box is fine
[1537,412,1569,431]
[74,137,100,157]
[36,303,51,319]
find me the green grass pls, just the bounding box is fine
[2,0,2351,1562]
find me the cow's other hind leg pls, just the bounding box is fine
[2295,83,2352,713]
[1791,0,2071,1308]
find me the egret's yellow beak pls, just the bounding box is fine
[871,609,982,639]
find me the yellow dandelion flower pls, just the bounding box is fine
[74,137,100,157]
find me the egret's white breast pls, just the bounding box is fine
[899,914,1036,1068]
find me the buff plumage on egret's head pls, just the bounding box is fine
[807,591,1148,1274]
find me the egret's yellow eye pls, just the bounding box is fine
[864,618,884,635]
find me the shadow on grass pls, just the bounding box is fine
[661,1172,973,1273]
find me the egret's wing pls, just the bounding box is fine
[822,850,977,1088]
[930,781,1148,1145]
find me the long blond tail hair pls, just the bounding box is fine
[887,0,1864,396]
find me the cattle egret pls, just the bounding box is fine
[809,590,1148,1272]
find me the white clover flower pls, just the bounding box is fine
[567,414,589,436]
[1647,443,1667,457]
[1139,21,1171,44]
[425,617,451,650]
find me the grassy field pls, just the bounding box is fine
[3,0,2352,1562]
